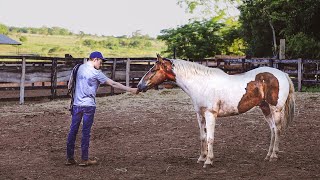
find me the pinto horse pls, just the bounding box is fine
[137,55,295,168]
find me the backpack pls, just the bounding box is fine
[67,63,81,113]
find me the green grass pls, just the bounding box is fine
[0,33,167,58]
[301,85,320,92]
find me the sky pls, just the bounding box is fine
[0,0,197,37]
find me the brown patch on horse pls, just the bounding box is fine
[256,73,279,105]
[162,58,176,81]
[144,58,176,88]
[259,101,271,116]
[238,72,279,114]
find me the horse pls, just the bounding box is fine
[137,55,295,168]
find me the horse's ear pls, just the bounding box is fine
[156,54,164,63]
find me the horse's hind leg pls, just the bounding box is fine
[261,103,282,161]
[260,102,275,161]
[264,113,275,161]
[270,109,282,160]
[196,113,207,163]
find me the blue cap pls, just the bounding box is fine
[89,51,106,61]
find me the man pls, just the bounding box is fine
[66,51,138,166]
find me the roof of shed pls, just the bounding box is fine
[0,34,21,45]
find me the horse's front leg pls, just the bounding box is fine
[196,113,207,163]
[203,111,217,168]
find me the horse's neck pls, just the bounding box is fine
[173,68,249,98]
[174,70,224,97]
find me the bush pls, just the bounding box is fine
[19,36,27,42]
[82,39,97,47]
[0,23,9,35]
[286,32,320,59]
[48,46,64,54]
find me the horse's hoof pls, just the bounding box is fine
[264,156,270,161]
[269,158,277,162]
[269,157,278,162]
[269,153,278,161]
[203,163,212,168]
[203,160,213,168]
[197,157,206,163]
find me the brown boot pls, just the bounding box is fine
[78,157,98,166]
[65,158,77,166]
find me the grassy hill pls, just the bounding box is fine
[0,33,167,58]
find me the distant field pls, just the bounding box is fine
[0,33,167,58]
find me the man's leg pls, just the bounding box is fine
[81,106,96,161]
[66,106,82,161]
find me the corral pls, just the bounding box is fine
[1,55,320,103]
[0,89,319,179]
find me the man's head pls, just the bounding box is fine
[89,51,106,69]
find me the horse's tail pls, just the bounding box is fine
[281,74,295,130]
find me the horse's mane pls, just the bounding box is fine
[168,58,226,77]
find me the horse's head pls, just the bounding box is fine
[137,54,175,92]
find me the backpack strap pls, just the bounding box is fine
[68,64,81,113]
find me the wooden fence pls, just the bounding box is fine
[0,55,155,103]
[0,55,319,104]
[208,58,320,91]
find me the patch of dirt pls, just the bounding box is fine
[0,89,320,179]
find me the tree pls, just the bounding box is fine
[238,0,274,57]
[158,19,225,59]
[0,23,9,35]
[239,0,320,58]
[177,0,240,16]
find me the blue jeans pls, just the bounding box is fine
[66,106,96,160]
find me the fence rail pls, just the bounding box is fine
[1,55,319,103]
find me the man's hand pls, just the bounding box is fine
[129,88,139,94]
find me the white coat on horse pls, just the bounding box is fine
[137,55,295,168]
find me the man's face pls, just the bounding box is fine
[93,58,102,69]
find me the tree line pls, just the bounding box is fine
[0,24,159,56]
[160,0,320,59]
[0,25,73,36]
[1,0,320,59]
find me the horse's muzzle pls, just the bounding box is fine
[137,81,148,92]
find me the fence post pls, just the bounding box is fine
[241,59,246,72]
[298,58,302,92]
[126,58,131,87]
[279,39,286,60]
[217,59,221,68]
[269,59,274,67]
[42,63,45,87]
[316,62,319,82]
[110,58,117,95]
[32,63,35,87]
[51,59,57,99]
[19,57,26,104]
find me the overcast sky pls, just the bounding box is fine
[0,0,197,37]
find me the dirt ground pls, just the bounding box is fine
[0,89,320,180]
